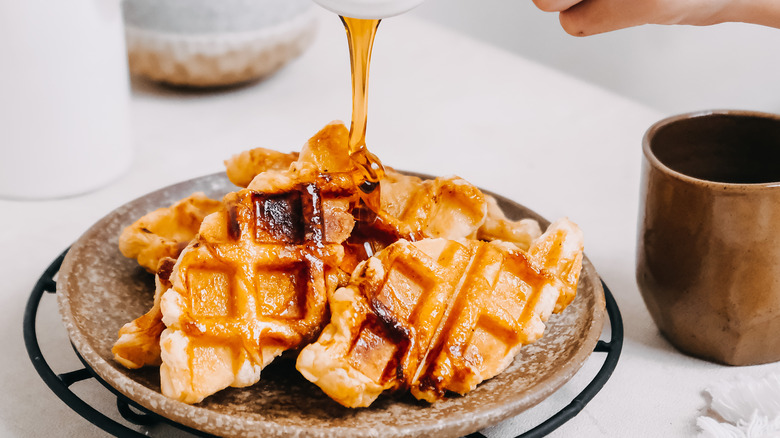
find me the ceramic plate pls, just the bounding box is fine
[57,172,606,438]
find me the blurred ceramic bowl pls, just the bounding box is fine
[122,0,317,87]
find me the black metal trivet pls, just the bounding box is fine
[24,248,623,438]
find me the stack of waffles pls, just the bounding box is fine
[112,122,584,407]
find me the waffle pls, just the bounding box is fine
[224,120,354,188]
[338,171,492,273]
[119,192,222,273]
[222,131,501,248]
[379,171,541,250]
[119,123,351,276]
[112,257,176,369]
[378,172,488,241]
[477,195,542,251]
[157,126,361,404]
[223,122,532,254]
[342,171,542,275]
[224,147,299,188]
[111,122,357,380]
[296,218,583,407]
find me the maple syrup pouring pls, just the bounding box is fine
[341,16,385,214]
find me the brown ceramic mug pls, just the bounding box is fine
[636,110,780,366]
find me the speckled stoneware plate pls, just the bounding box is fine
[57,172,606,438]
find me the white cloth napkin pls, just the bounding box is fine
[698,373,780,438]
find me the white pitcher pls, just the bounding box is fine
[312,0,425,18]
[0,0,132,199]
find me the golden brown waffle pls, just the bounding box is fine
[119,192,222,273]
[379,172,541,250]
[222,122,535,257]
[341,171,544,276]
[223,119,354,188]
[222,135,512,252]
[338,171,493,272]
[378,172,488,240]
[112,123,357,380]
[112,258,176,369]
[477,195,542,250]
[224,147,299,188]
[296,218,583,407]
[119,123,353,276]
[157,126,362,404]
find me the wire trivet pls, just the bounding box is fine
[24,248,623,438]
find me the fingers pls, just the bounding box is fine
[532,0,582,13]
[556,0,712,36]
[718,0,780,29]
[536,0,743,37]
[557,0,647,36]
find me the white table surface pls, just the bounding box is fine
[3,10,778,438]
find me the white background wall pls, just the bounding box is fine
[411,0,780,115]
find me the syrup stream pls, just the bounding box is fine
[341,16,385,213]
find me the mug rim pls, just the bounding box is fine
[642,109,780,189]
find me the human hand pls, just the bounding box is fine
[533,0,780,36]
